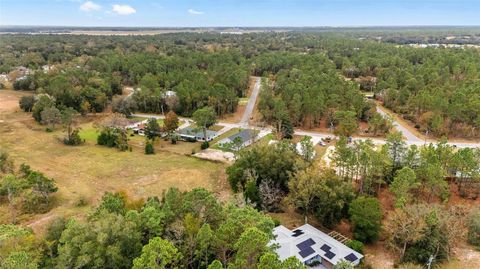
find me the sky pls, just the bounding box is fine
[0,0,479,27]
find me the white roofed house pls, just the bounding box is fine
[271,224,363,269]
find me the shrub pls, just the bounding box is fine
[346,240,364,254]
[32,95,55,122]
[145,141,155,155]
[63,129,84,146]
[467,207,480,247]
[201,141,210,150]
[75,196,88,207]
[349,196,382,243]
[23,191,51,214]
[13,76,33,90]
[97,131,117,147]
[19,95,35,112]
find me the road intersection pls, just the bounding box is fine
[133,77,479,149]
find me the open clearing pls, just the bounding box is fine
[0,90,228,230]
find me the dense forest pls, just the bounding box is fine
[1,29,480,269]
[2,31,479,137]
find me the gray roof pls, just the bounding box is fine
[223,129,256,144]
[178,126,217,140]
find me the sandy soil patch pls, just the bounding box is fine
[0,90,32,113]
[194,149,235,163]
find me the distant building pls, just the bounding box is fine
[178,126,218,142]
[218,129,257,150]
[271,224,363,269]
[164,90,177,98]
[42,64,55,73]
[295,142,316,159]
[15,66,31,76]
[220,31,243,35]
[15,76,28,82]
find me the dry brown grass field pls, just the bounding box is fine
[0,90,229,232]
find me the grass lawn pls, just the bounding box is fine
[257,133,275,144]
[238,97,249,105]
[188,124,224,132]
[79,124,98,142]
[0,110,229,228]
[211,128,241,144]
[128,116,164,126]
[128,116,148,122]
[208,124,224,132]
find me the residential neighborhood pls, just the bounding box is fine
[1,3,480,268]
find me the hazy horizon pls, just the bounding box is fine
[1,0,479,27]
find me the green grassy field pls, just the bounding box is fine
[0,108,229,227]
[128,116,164,126]
[79,125,98,142]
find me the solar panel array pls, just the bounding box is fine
[344,253,358,262]
[320,243,336,260]
[296,238,315,249]
[292,229,304,237]
[320,244,331,252]
[324,251,336,259]
[296,238,316,258]
[291,232,356,264]
[299,247,315,258]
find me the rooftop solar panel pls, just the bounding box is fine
[298,247,315,258]
[296,238,315,250]
[292,229,304,237]
[344,253,358,262]
[320,244,331,252]
[324,251,336,259]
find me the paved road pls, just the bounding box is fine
[376,106,423,143]
[240,76,261,126]
[132,75,480,149]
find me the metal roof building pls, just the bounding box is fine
[271,224,363,268]
[218,129,257,150]
[178,126,218,142]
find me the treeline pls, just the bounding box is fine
[4,34,250,121]
[0,188,307,269]
[4,32,480,137]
